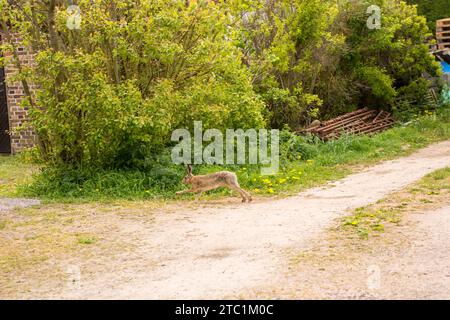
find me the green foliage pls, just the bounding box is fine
[234,0,440,127]
[0,154,37,197]
[406,0,450,33]
[355,66,396,107]
[333,0,440,113]
[77,234,97,245]
[237,0,338,128]
[1,0,446,197]
[392,77,433,119]
[20,149,186,200]
[1,0,265,167]
[441,85,450,106]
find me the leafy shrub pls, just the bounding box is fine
[392,78,435,120]
[318,0,440,118]
[356,66,396,108]
[406,0,450,34]
[3,0,265,168]
[21,155,186,200]
[279,129,319,162]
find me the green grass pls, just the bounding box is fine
[76,234,97,245]
[1,107,449,202]
[0,154,38,197]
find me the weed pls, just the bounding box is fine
[76,234,97,245]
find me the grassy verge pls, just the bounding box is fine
[0,155,39,197]
[341,167,450,239]
[1,107,449,202]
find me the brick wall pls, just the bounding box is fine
[1,33,36,154]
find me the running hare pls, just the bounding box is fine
[176,165,252,202]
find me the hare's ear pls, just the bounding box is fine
[186,164,193,176]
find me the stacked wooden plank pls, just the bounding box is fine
[437,18,450,51]
[302,108,395,140]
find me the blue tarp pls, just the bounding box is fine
[440,61,450,74]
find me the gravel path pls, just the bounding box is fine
[375,205,450,299]
[0,198,39,212]
[58,140,450,299]
[243,204,450,300]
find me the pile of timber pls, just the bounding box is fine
[436,18,450,51]
[302,108,395,140]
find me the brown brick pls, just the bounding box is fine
[1,32,36,154]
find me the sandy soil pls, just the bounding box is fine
[1,140,450,299]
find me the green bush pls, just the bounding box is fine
[356,66,396,108]
[3,0,265,168]
[406,0,450,34]
[1,0,444,177]
[21,149,186,200]
[392,78,435,120]
[279,129,320,162]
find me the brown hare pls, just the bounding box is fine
[176,165,252,203]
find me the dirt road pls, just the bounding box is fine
[63,140,450,299]
[242,203,450,300]
[1,140,450,299]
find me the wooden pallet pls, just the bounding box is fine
[300,108,395,140]
[437,18,450,50]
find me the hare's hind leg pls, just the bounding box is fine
[195,191,203,202]
[239,187,252,202]
[226,174,251,203]
[243,188,252,202]
[231,186,247,202]
[229,185,250,203]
